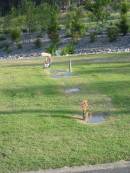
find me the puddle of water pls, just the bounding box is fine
[65,88,80,94]
[87,113,106,123]
[74,112,108,124]
[51,70,72,79]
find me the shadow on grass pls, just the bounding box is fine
[0,108,130,122]
[54,57,130,66]
[83,80,130,114]
[75,64,130,75]
[0,109,80,118]
[6,63,42,68]
[1,84,63,97]
[5,56,130,68]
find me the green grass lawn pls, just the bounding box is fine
[0,53,130,173]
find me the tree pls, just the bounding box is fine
[47,6,60,54]
[21,0,36,32]
[119,0,129,35]
[10,28,21,42]
[66,7,85,43]
[35,3,53,32]
[84,0,112,32]
[121,0,128,15]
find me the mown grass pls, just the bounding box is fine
[0,53,130,173]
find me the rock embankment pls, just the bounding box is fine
[0,33,130,59]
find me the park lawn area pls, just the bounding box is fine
[0,53,130,173]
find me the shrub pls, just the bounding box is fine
[121,1,128,15]
[10,29,21,42]
[119,1,129,36]
[89,31,97,42]
[46,44,57,55]
[61,43,75,55]
[0,35,6,41]
[66,7,85,43]
[22,28,28,33]
[119,15,129,36]
[4,30,10,34]
[34,38,42,48]
[3,43,12,53]
[0,42,8,49]
[107,25,119,42]
[17,42,23,49]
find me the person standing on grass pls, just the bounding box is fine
[41,52,52,68]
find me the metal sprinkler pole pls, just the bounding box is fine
[69,59,72,73]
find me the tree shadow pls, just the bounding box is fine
[5,55,130,68]
[6,63,42,68]
[75,64,130,75]
[82,80,130,114]
[53,57,130,66]
[0,109,80,118]
[1,84,63,98]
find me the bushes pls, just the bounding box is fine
[0,42,9,49]
[0,35,6,41]
[119,1,129,36]
[34,38,42,48]
[47,43,74,56]
[107,25,119,42]
[17,42,23,49]
[46,44,57,55]
[89,31,97,42]
[61,44,75,55]
[3,43,12,53]
[10,29,21,42]
[66,7,86,43]
[119,15,129,36]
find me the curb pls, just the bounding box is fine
[22,161,130,173]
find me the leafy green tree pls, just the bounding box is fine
[10,28,21,42]
[66,7,85,43]
[107,25,119,42]
[2,14,11,33]
[35,3,53,32]
[47,6,60,53]
[85,0,112,32]
[121,0,128,15]
[119,15,129,35]
[119,0,129,35]
[9,6,25,32]
[21,0,36,32]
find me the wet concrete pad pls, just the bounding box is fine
[65,88,80,94]
[51,70,72,79]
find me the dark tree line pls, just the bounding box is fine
[0,0,85,15]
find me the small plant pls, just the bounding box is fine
[80,99,89,121]
[119,15,129,36]
[90,31,97,42]
[3,43,12,53]
[10,29,21,42]
[46,44,57,55]
[121,1,128,15]
[17,42,23,49]
[4,30,10,34]
[119,1,129,36]
[34,38,42,48]
[66,7,86,43]
[0,35,6,41]
[107,25,119,42]
[61,43,75,55]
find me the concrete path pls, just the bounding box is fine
[22,161,130,173]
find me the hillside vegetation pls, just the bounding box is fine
[0,0,130,55]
